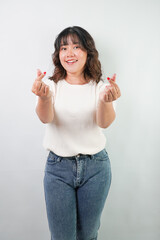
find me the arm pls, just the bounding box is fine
[32,69,54,124]
[96,101,116,128]
[96,74,121,128]
[36,96,54,124]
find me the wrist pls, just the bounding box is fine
[98,99,113,105]
[39,95,52,103]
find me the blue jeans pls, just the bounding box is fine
[43,148,112,240]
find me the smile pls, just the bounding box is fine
[66,60,78,65]
[67,60,77,62]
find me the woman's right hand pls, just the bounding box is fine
[31,69,51,100]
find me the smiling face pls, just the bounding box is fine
[59,35,87,77]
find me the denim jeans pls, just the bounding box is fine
[43,148,112,240]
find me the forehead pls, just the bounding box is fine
[60,34,80,46]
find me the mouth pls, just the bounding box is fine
[66,60,78,65]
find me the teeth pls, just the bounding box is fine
[67,60,77,63]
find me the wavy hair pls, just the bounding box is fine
[48,26,103,84]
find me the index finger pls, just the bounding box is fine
[108,80,119,92]
[36,69,46,81]
[108,73,117,84]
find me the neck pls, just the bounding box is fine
[65,72,88,84]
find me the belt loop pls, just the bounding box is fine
[90,154,94,160]
[75,154,80,160]
[57,157,62,162]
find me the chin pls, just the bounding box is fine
[66,68,81,74]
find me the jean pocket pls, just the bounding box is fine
[93,149,110,161]
[47,151,61,165]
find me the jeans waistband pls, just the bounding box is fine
[49,148,106,160]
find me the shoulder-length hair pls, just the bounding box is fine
[48,26,103,84]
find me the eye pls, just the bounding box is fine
[61,47,67,51]
[74,46,79,49]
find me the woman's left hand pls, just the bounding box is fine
[99,74,121,103]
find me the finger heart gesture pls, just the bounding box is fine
[99,74,121,103]
[31,69,51,100]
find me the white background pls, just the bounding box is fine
[0,0,160,239]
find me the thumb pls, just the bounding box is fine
[37,68,42,77]
[36,69,46,81]
[107,73,116,85]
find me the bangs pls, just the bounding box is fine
[60,34,80,46]
[56,32,85,51]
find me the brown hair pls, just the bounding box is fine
[48,26,103,84]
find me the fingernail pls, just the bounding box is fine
[107,77,110,80]
[43,72,46,75]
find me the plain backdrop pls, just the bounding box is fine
[0,0,160,239]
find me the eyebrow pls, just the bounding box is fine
[60,41,80,47]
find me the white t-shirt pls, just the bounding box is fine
[36,79,116,157]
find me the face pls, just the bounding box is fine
[59,36,87,76]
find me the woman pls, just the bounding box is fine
[32,26,121,240]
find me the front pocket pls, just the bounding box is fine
[47,151,61,165]
[93,149,110,161]
[94,155,109,161]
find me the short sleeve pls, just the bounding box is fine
[35,79,56,107]
[96,80,116,111]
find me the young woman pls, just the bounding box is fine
[32,26,121,240]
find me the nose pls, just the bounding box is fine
[67,47,75,57]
